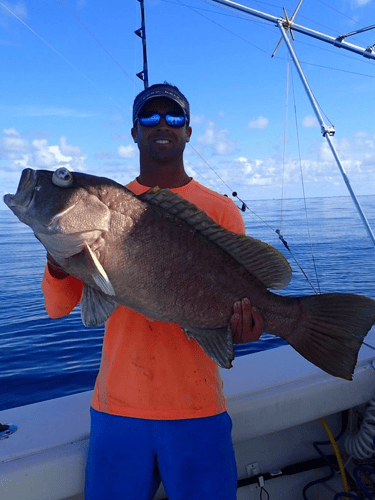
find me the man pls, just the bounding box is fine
[42,83,264,500]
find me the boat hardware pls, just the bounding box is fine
[210,0,375,249]
[0,423,18,440]
[272,0,303,57]
[135,0,149,89]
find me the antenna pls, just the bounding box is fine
[135,0,149,89]
[272,0,303,58]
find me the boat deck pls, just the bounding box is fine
[1,328,374,500]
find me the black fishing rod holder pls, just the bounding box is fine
[135,0,149,89]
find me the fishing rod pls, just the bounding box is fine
[209,0,375,249]
[135,0,149,89]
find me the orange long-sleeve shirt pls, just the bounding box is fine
[42,178,245,419]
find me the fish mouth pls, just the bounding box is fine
[3,169,37,209]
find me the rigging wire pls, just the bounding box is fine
[290,63,321,294]
[171,2,328,293]
[280,57,290,233]
[60,0,140,88]
[282,36,375,69]
[275,56,375,80]
[167,0,375,80]
[190,127,321,293]
[0,0,126,112]
[315,0,370,30]
[275,53,321,294]
[165,0,270,54]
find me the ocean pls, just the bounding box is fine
[1,195,375,411]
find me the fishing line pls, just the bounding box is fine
[167,0,270,54]
[61,0,140,88]
[290,63,322,294]
[274,56,375,80]
[290,37,375,70]
[316,0,368,29]
[0,0,126,112]
[187,143,236,195]
[188,144,278,230]
[280,56,290,233]
[190,133,320,292]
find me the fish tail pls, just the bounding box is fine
[286,293,375,380]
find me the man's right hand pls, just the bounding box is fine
[46,253,69,279]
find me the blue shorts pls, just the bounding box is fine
[85,407,237,500]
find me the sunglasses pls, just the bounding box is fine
[137,113,186,128]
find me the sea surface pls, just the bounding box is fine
[1,195,375,411]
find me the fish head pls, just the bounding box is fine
[3,167,111,261]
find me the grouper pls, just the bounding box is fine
[4,167,375,380]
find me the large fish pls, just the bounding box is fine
[4,167,375,379]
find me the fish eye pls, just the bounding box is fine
[52,167,73,188]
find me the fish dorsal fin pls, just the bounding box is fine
[140,187,292,290]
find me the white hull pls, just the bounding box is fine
[1,329,374,500]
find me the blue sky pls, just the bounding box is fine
[1,0,375,203]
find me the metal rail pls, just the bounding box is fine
[210,0,375,59]
[209,0,375,247]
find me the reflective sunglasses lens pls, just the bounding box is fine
[138,114,160,127]
[138,113,186,127]
[165,114,186,127]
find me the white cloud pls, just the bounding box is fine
[196,122,236,156]
[248,116,269,130]
[118,144,137,159]
[0,128,28,152]
[234,157,277,185]
[0,128,87,179]
[59,136,82,157]
[302,115,319,128]
[31,139,58,168]
[190,114,205,127]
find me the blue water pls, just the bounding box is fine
[1,195,375,411]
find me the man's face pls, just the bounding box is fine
[131,97,192,163]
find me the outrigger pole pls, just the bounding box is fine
[135,0,149,89]
[210,0,375,248]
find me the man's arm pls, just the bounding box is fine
[42,254,84,319]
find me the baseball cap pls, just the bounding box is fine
[133,83,190,125]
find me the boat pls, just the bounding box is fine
[1,1,375,499]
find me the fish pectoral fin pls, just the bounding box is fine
[81,285,119,327]
[83,243,115,296]
[183,325,234,369]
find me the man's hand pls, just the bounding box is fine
[230,298,264,344]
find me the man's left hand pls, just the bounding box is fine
[230,298,264,344]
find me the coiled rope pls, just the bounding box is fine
[345,392,375,459]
